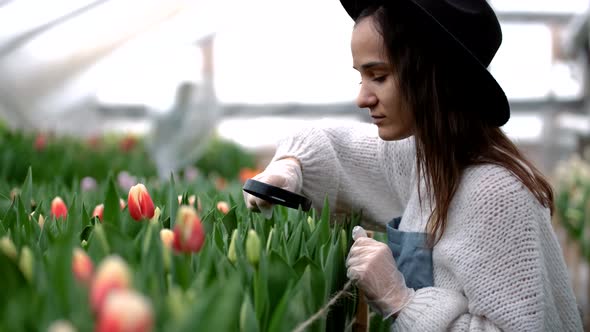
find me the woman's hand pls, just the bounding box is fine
[243,157,302,217]
[346,226,415,318]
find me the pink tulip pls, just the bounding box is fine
[216,201,230,215]
[72,248,94,285]
[90,255,131,313]
[51,197,68,219]
[127,184,155,221]
[95,290,153,332]
[93,204,104,221]
[172,206,205,253]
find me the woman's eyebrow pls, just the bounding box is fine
[353,61,389,71]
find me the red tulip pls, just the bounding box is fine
[172,206,205,253]
[239,168,261,183]
[34,133,47,151]
[72,248,94,285]
[51,196,68,219]
[95,290,153,332]
[93,204,104,221]
[127,184,155,221]
[90,255,131,313]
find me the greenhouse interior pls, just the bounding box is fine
[2,0,590,331]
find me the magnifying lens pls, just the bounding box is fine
[243,179,312,211]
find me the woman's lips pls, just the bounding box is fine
[371,115,385,125]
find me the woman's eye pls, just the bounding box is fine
[372,76,386,83]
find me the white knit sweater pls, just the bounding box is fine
[271,121,583,332]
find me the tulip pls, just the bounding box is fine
[172,206,205,253]
[96,290,153,332]
[51,196,68,219]
[127,184,155,221]
[80,177,97,192]
[160,229,174,248]
[47,320,77,332]
[120,198,126,210]
[38,214,45,229]
[90,255,132,313]
[117,171,137,192]
[239,168,261,183]
[10,187,20,202]
[227,229,238,263]
[246,230,260,266]
[72,248,94,285]
[307,216,315,232]
[177,195,196,207]
[0,236,17,260]
[19,246,33,282]
[34,133,47,151]
[150,207,161,224]
[93,204,104,221]
[183,166,199,182]
[216,201,230,215]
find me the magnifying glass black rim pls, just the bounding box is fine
[243,179,312,211]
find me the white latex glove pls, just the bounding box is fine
[243,157,302,219]
[346,226,415,318]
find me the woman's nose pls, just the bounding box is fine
[356,85,377,109]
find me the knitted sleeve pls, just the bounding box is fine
[271,121,415,226]
[393,166,580,331]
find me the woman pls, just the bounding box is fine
[244,0,583,330]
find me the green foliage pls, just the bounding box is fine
[0,168,394,332]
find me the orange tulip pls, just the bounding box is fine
[90,255,131,313]
[239,168,261,183]
[216,201,230,215]
[172,206,205,253]
[72,248,94,285]
[95,290,153,332]
[93,204,104,221]
[127,184,155,221]
[51,196,68,219]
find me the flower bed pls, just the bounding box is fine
[0,169,367,331]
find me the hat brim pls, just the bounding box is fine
[340,0,510,126]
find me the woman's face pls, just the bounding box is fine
[351,16,414,140]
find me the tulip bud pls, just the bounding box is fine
[19,246,33,282]
[10,187,20,202]
[93,204,104,222]
[266,228,274,252]
[150,207,161,224]
[90,255,131,313]
[0,236,17,260]
[47,320,77,332]
[227,229,238,264]
[127,184,155,221]
[172,206,205,253]
[246,230,260,266]
[38,214,45,229]
[95,290,153,332]
[160,229,174,248]
[216,201,230,215]
[307,216,315,232]
[119,198,126,210]
[51,196,68,219]
[80,176,97,192]
[72,248,94,285]
[188,195,196,207]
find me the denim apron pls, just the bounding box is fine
[386,217,434,290]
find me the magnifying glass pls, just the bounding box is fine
[243,179,312,212]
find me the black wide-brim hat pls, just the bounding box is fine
[340,0,510,127]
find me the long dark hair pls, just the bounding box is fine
[357,4,554,244]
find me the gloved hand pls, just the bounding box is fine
[346,226,415,318]
[243,157,302,218]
